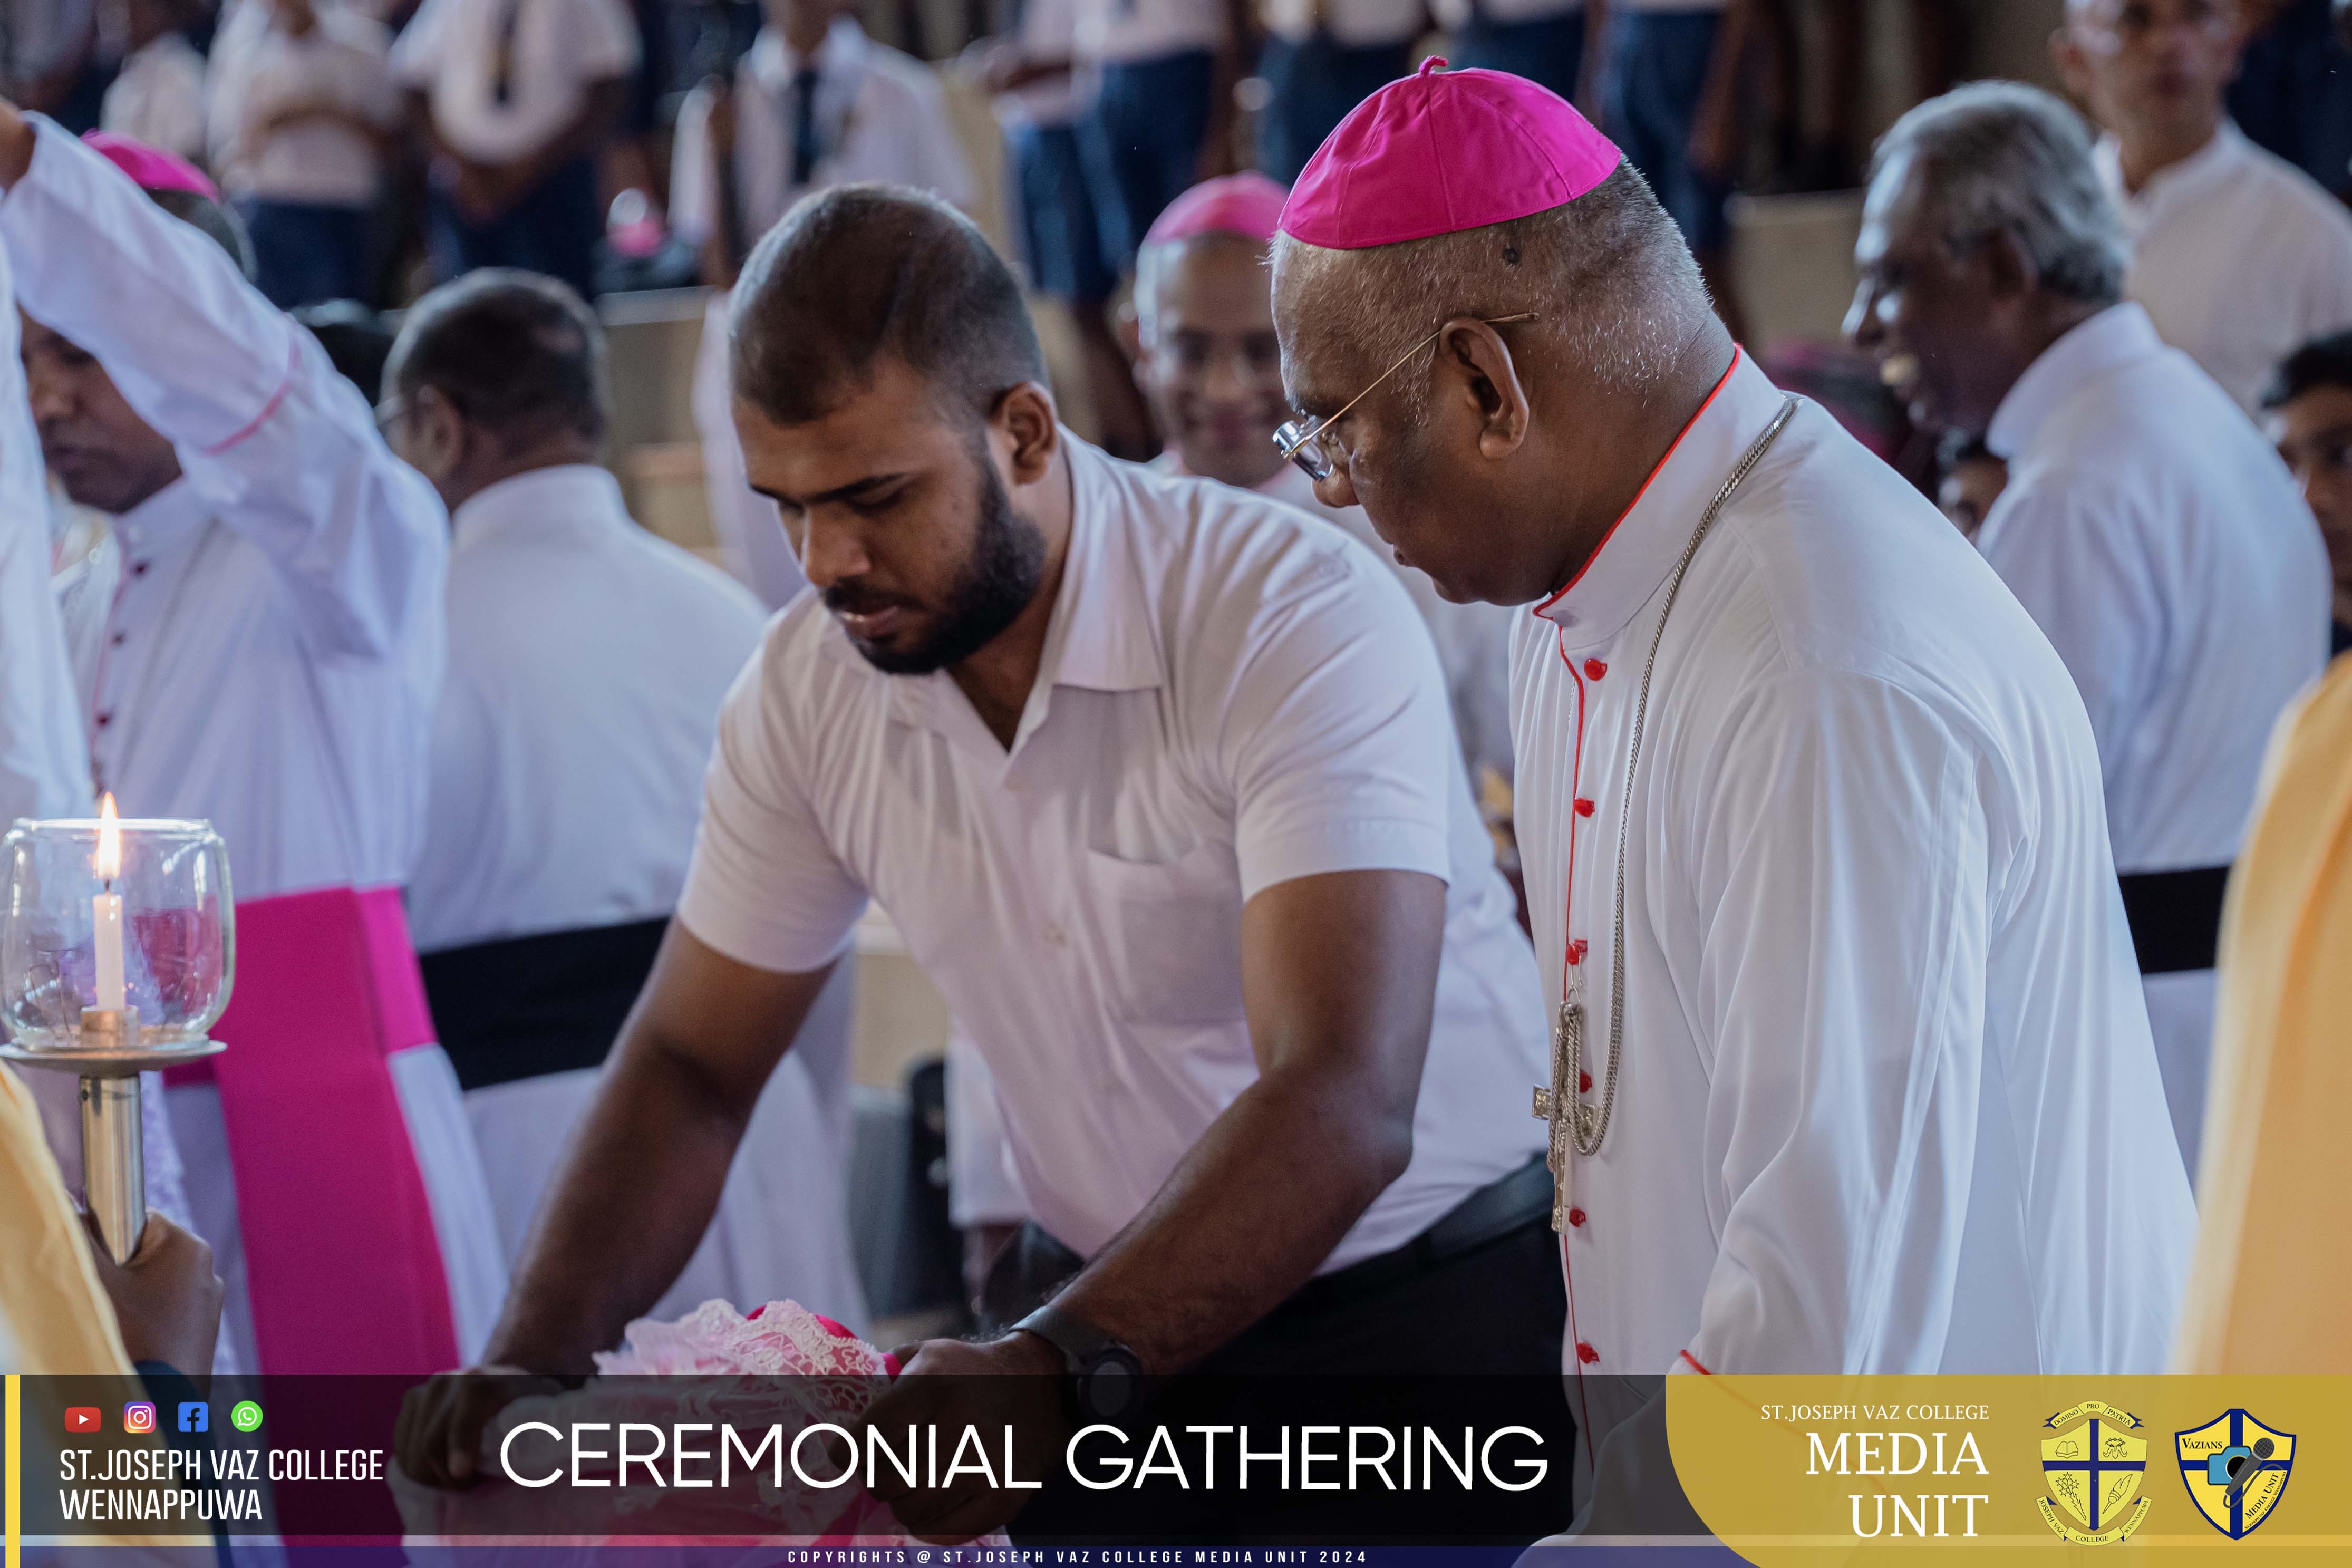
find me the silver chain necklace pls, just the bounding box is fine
[1536,394,1798,1223]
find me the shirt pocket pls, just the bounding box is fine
[1082,841,1247,1028]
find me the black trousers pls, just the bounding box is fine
[984,1206,1569,1375]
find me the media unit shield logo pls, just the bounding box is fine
[2177,1410,2295,1539]
[2038,1400,2151,1545]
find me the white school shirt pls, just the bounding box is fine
[408,464,769,953]
[669,19,975,251]
[100,33,208,163]
[1514,350,2192,1388]
[0,116,448,899]
[206,4,400,207]
[2097,125,2352,415]
[1429,0,1580,32]
[677,435,1549,1267]
[1154,453,1515,791]
[0,241,92,823]
[1075,0,1227,67]
[390,0,640,167]
[1979,303,2328,1173]
[1259,0,1424,49]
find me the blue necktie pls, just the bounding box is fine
[791,65,821,186]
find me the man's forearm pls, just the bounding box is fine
[485,1033,754,1372]
[1043,1059,1413,1373]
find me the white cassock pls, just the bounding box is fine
[1516,350,2193,1423]
[2098,124,2352,414]
[406,463,869,1331]
[0,118,504,1372]
[678,17,976,608]
[1979,304,2329,1176]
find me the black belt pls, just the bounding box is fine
[419,916,669,1091]
[1288,1155,1554,1313]
[2117,864,2230,976]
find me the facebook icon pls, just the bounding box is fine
[177,1402,208,1433]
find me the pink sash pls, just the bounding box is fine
[166,886,460,1373]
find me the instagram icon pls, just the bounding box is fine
[122,1402,157,1433]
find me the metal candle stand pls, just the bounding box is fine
[2,1010,222,1263]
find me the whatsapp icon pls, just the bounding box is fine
[229,1400,263,1433]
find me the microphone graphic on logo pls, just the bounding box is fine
[2225,1438,2277,1503]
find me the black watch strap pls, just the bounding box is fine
[1015,1303,1145,1421]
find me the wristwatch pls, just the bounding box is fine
[1013,1302,1145,1422]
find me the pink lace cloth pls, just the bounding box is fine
[395,1300,1002,1547]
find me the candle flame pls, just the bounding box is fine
[95,792,121,883]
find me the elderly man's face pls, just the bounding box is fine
[1845,154,2030,440]
[2054,0,2241,148]
[21,311,182,515]
[1130,236,1289,491]
[2266,383,2352,623]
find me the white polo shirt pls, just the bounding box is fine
[2098,124,2352,414]
[390,0,640,167]
[207,3,401,207]
[677,437,1548,1268]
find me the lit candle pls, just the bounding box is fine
[93,793,124,1015]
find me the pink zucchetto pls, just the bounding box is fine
[1279,57,1621,250]
[1143,172,1291,250]
[81,130,220,201]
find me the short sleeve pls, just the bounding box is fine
[674,634,869,973]
[1215,545,1459,901]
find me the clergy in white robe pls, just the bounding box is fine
[1852,83,2330,1177]
[0,108,504,1374]
[1272,64,2192,1411]
[390,270,868,1333]
[2054,0,2352,413]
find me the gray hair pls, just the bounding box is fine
[1870,80,2127,306]
[1271,161,1711,413]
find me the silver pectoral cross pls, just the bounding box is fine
[1531,988,1585,1231]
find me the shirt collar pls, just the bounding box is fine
[2094,122,2241,238]
[111,475,212,559]
[1985,303,2164,462]
[450,463,631,556]
[753,16,865,88]
[1530,346,1784,648]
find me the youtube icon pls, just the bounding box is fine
[64,1407,101,1434]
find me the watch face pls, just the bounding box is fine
[1080,1350,1145,1420]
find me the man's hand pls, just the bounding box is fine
[0,95,37,187]
[859,1333,1067,1542]
[394,1367,569,1489]
[84,1214,222,1376]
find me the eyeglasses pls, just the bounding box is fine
[1272,313,1538,482]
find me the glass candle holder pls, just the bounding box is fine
[1,815,234,1051]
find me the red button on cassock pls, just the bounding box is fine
[1576,1342,1600,1365]
[1567,1207,1585,1227]
[1574,798,1594,817]
[1579,1071,1592,1093]
[1584,660,1607,681]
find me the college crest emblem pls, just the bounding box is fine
[2038,1400,2152,1544]
[2176,1410,2296,1538]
